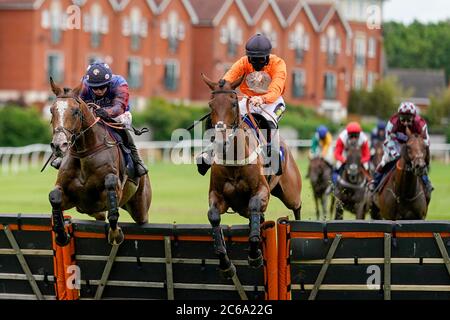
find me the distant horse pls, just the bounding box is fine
[201,74,302,278]
[48,78,152,246]
[370,140,384,175]
[331,141,370,220]
[308,157,332,220]
[371,127,429,220]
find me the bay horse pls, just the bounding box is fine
[201,74,302,278]
[331,140,370,220]
[48,78,152,246]
[370,127,429,220]
[370,140,384,175]
[308,157,332,220]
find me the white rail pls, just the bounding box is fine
[0,140,449,175]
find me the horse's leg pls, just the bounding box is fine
[335,199,344,220]
[293,203,301,221]
[122,175,151,225]
[208,192,233,278]
[49,186,70,246]
[321,194,328,221]
[248,187,269,268]
[314,194,320,220]
[355,202,365,220]
[105,173,124,245]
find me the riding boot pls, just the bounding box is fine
[125,130,148,177]
[369,171,383,192]
[196,117,214,176]
[264,122,282,176]
[51,157,62,169]
[421,175,434,195]
[332,169,339,185]
[196,146,213,176]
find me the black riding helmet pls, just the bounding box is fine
[85,61,113,88]
[245,33,272,71]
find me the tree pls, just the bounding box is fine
[384,20,450,81]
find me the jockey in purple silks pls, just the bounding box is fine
[51,61,148,177]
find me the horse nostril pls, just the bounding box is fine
[60,142,69,152]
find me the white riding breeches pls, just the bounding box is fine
[113,111,132,129]
[238,96,286,127]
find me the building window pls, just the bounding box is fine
[84,3,109,49]
[41,0,64,45]
[367,72,376,91]
[260,19,277,48]
[47,53,64,82]
[324,72,337,99]
[292,70,306,98]
[127,58,142,89]
[368,37,376,58]
[325,27,340,66]
[355,37,366,68]
[289,23,309,64]
[122,7,148,52]
[164,60,179,91]
[353,72,365,89]
[220,16,243,58]
[160,11,185,54]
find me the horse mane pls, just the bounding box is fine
[218,79,226,88]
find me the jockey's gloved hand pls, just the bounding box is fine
[95,108,110,120]
[396,132,408,142]
[249,96,264,108]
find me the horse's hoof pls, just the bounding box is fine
[248,250,263,268]
[219,263,236,279]
[108,227,124,245]
[55,233,71,247]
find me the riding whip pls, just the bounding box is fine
[40,152,55,173]
[186,112,211,131]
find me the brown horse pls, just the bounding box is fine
[48,78,152,246]
[201,74,302,278]
[331,140,370,220]
[371,127,429,220]
[308,157,332,220]
[370,140,384,175]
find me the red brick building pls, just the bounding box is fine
[0,0,384,120]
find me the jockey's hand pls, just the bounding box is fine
[396,132,408,142]
[249,96,264,108]
[95,108,110,120]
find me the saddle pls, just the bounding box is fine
[243,113,285,177]
[103,125,135,179]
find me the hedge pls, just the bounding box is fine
[0,105,52,147]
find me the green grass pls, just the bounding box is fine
[0,160,449,223]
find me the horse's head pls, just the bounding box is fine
[403,127,427,176]
[344,141,362,184]
[49,77,85,157]
[201,73,244,132]
[309,158,330,185]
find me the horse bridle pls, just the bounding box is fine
[210,89,240,131]
[52,96,98,148]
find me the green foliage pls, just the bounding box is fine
[281,105,340,139]
[384,20,450,80]
[347,77,410,119]
[0,105,51,147]
[427,88,450,128]
[133,97,208,141]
